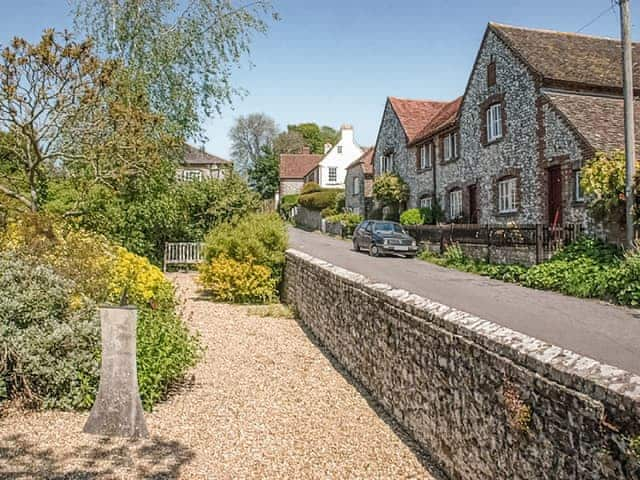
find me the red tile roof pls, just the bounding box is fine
[409,97,463,146]
[546,92,640,155]
[279,153,323,179]
[346,148,374,176]
[490,23,640,92]
[388,97,448,142]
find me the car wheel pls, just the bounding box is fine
[353,239,360,252]
[369,244,380,257]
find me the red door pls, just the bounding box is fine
[468,184,478,224]
[548,166,562,226]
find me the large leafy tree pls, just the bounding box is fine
[72,0,278,139]
[287,123,339,154]
[248,145,278,199]
[273,129,304,154]
[0,30,116,212]
[229,112,278,173]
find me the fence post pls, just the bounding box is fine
[535,224,544,264]
[163,243,168,273]
[486,224,491,263]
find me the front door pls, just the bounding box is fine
[548,165,563,226]
[468,184,478,224]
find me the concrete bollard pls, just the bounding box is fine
[84,306,148,438]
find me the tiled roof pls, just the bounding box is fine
[279,153,323,179]
[388,97,448,141]
[491,23,640,91]
[409,97,463,146]
[346,148,374,175]
[546,92,640,154]
[183,144,230,165]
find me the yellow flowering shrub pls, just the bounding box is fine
[199,255,276,304]
[108,247,175,309]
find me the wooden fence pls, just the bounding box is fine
[163,242,205,272]
[404,223,583,264]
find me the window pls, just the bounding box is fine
[419,196,432,209]
[337,145,343,153]
[328,167,337,183]
[449,189,462,219]
[353,176,360,195]
[575,170,584,202]
[443,132,458,161]
[486,103,503,142]
[487,61,496,87]
[498,177,517,213]
[181,169,202,181]
[381,154,393,173]
[419,143,433,169]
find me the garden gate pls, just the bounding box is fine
[163,242,205,272]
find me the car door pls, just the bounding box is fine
[362,222,374,248]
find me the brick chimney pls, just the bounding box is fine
[301,145,311,154]
[340,124,354,143]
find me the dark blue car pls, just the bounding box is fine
[352,220,418,258]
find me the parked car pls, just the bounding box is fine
[352,220,418,257]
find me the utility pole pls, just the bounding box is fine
[620,0,637,248]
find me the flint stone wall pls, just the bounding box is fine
[294,206,323,231]
[284,249,640,480]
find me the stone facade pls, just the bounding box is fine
[293,205,323,231]
[280,179,304,197]
[284,249,640,480]
[345,164,366,215]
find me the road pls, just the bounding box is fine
[288,227,640,375]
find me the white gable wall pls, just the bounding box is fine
[318,126,363,188]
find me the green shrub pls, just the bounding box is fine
[478,263,528,283]
[334,191,345,213]
[606,249,640,306]
[321,207,338,218]
[198,255,277,303]
[400,208,424,225]
[202,212,287,287]
[301,182,322,195]
[0,253,100,409]
[298,189,343,211]
[443,243,468,266]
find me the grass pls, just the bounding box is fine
[246,304,296,319]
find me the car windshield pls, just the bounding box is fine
[373,222,404,233]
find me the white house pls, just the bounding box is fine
[310,125,364,188]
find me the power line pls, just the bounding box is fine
[576,2,617,33]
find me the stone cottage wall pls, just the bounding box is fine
[345,165,366,215]
[452,30,542,224]
[284,249,640,480]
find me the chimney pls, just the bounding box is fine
[301,145,311,154]
[340,124,354,143]
[324,143,332,154]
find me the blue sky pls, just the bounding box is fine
[0,0,637,159]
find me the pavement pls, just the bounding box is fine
[288,227,640,375]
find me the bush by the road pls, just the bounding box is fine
[400,206,444,226]
[301,182,322,195]
[298,189,343,211]
[325,212,363,236]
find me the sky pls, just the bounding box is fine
[0,0,637,159]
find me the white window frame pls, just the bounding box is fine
[498,177,517,213]
[449,189,462,219]
[328,167,338,183]
[181,169,203,182]
[487,103,503,142]
[337,145,343,154]
[353,176,360,195]
[381,154,393,173]
[575,170,584,202]
[419,196,433,209]
[420,143,433,170]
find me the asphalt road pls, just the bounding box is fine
[288,227,640,375]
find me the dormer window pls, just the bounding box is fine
[487,60,497,87]
[486,104,503,142]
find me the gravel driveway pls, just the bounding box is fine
[0,273,441,479]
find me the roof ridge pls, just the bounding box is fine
[489,21,624,43]
[388,96,448,104]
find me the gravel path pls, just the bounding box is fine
[0,273,442,479]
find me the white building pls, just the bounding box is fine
[309,125,364,188]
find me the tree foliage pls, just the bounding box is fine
[229,112,278,173]
[0,30,115,212]
[273,129,304,154]
[287,123,339,154]
[373,173,409,205]
[72,0,278,138]
[248,145,279,199]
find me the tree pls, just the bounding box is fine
[229,113,278,173]
[287,123,339,154]
[0,30,115,212]
[273,130,304,154]
[72,0,278,139]
[248,145,279,199]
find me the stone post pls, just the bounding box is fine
[84,306,148,438]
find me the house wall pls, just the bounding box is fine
[452,29,541,224]
[284,249,640,480]
[318,127,363,188]
[176,164,229,181]
[280,179,304,196]
[345,165,366,215]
